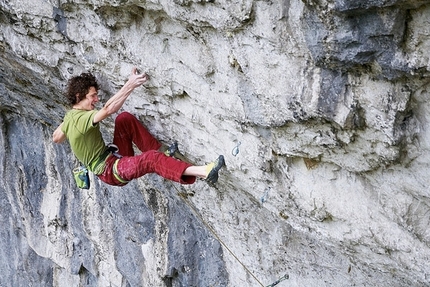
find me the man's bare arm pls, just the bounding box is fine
[93,67,148,124]
[53,123,66,143]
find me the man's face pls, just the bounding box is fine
[81,86,99,110]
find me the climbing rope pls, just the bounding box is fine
[172,184,265,286]
[171,184,289,287]
[266,274,289,287]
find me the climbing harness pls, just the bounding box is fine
[89,144,121,175]
[106,143,122,158]
[113,158,129,184]
[90,148,111,175]
[73,143,127,188]
[107,143,129,185]
[231,141,241,156]
[172,184,289,287]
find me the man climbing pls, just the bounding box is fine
[52,68,224,186]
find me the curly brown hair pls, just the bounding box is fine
[65,72,99,105]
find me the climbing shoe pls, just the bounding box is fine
[205,155,225,184]
[159,141,196,165]
[164,141,179,157]
[159,141,178,157]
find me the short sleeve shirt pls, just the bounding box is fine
[61,109,106,172]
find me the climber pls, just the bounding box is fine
[52,68,225,187]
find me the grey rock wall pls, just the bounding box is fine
[1,0,430,286]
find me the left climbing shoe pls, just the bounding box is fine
[159,141,196,165]
[164,141,179,157]
[159,141,179,157]
[205,155,225,184]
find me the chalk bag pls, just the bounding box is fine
[73,166,90,189]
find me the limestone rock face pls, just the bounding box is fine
[1,0,430,286]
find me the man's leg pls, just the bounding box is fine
[111,112,225,184]
[116,150,196,184]
[113,112,162,156]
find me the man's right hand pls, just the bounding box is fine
[93,67,149,124]
[129,67,149,88]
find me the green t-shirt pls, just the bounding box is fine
[61,109,107,174]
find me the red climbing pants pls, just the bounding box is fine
[98,112,196,186]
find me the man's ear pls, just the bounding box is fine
[75,93,81,103]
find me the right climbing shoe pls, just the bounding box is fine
[166,141,179,157]
[161,141,179,157]
[205,155,225,184]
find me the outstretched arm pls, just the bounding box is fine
[53,123,66,143]
[93,67,148,124]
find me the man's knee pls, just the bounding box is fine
[115,111,135,124]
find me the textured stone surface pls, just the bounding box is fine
[1,0,430,286]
